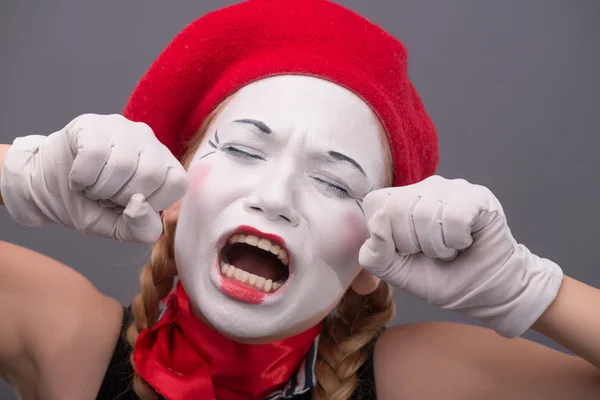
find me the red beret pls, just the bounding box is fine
[123,0,438,186]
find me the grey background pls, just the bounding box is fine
[1,0,599,398]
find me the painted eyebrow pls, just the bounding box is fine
[327,151,366,176]
[233,119,272,134]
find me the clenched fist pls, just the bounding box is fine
[1,114,188,243]
[359,175,563,338]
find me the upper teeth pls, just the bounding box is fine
[220,262,283,293]
[228,234,289,265]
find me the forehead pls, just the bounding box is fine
[206,76,388,186]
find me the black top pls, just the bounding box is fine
[96,308,378,400]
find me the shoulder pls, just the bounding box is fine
[374,320,502,356]
[0,240,123,399]
[372,321,600,400]
[373,322,511,399]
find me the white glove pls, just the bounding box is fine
[0,114,188,243]
[358,175,564,338]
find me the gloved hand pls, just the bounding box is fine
[358,175,564,338]
[0,114,188,243]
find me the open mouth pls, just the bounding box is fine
[219,228,290,294]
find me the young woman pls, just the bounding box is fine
[1,1,600,399]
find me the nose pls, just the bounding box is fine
[244,173,300,227]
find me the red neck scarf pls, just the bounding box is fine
[133,282,322,400]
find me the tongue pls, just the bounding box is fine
[228,244,284,282]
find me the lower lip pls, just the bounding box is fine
[219,276,267,304]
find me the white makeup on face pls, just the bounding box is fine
[174,75,387,339]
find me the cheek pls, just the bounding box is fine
[341,212,369,254]
[318,210,368,269]
[188,164,212,195]
[180,163,218,223]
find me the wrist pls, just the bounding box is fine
[495,257,563,338]
[532,275,600,369]
[1,137,53,226]
[468,247,563,338]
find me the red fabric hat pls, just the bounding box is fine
[123,0,438,186]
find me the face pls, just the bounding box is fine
[174,75,387,340]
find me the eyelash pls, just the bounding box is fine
[222,146,265,161]
[313,177,352,198]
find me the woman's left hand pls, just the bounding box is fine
[359,175,564,338]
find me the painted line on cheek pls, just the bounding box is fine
[355,200,364,214]
[199,151,216,159]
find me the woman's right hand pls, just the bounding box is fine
[0,114,188,243]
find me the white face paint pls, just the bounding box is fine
[175,75,387,339]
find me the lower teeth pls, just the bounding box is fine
[220,262,283,293]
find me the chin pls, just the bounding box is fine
[193,282,335,342]
[196,294,298,340]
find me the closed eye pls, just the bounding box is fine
[312,177,351,198]
[222,146,265,161]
